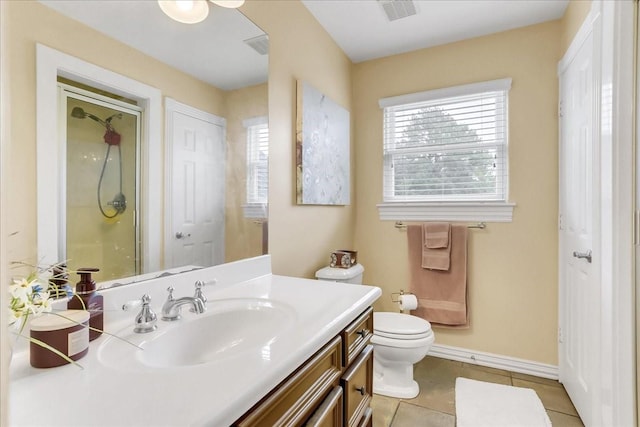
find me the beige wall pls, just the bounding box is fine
[225,83,269,262]
[242,1,355,278]
[353,21,563,365]
[560,0,592,55]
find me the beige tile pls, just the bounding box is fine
[460,365,512,385]
[461,362,511,378]
[390,402,455,427]
[512,378,579,416]
[547,410,585,427]
[511,371,563,388]
[405,356,462,414]
[414,355,463,382]
[371,394,401,427]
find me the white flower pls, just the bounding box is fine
[8,270,53,328]
[9,278,30,301]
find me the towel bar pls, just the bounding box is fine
[394,221,486,230]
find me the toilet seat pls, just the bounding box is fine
[371,331,434,348]
[373,312,432,340]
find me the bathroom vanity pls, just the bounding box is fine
[9,255,381,426]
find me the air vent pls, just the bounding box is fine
[244,34,269,55]
[378,0,417,22]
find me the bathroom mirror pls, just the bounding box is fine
[34,1,268,284]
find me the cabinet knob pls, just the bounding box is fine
[357,329,369,338]
[355,386,366,396]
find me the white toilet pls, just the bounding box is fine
[315,263,435,399]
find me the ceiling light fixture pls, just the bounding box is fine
[158,0,209,24]
[158,0,245,24]
[210,0,245,8]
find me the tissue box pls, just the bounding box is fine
[330,250,358,268]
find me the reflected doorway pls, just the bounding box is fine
[60,84,141,282]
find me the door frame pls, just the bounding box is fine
[35,44,163,273]
[559,1,636,425]
[599,0,636,425]
[163,98,227,266]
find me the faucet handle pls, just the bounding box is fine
[194,280,207,303]
[134,294,157,334]
[166,286,175,301]
[190,281,208,312]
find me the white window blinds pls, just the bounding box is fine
[244,117,269,205]
[381,78,511,203]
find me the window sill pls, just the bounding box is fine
[376,201,515,222]
[242,203,267,219]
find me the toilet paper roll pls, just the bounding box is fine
[398,294,418,311]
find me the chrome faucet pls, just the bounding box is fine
[122,294,158,333]
[161,286,205,321]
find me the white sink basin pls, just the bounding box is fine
[98,298,297,371]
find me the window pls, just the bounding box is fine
[378,78,514,222]
[243,116,268,219]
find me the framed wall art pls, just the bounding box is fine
[296,80,350,205]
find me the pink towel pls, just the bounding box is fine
[422,222,452,270]
[408,224,469,328]
[424,222,450,248]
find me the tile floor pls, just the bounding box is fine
[371,356,584,427]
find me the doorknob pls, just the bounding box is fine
[572,250,592,263]
[175,232,191,239]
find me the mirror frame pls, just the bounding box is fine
[36,43,163,274]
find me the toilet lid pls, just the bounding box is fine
[373,312,432,339]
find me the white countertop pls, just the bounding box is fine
[9,256,381,426]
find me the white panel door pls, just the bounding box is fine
[167,107,225,269]
[558,27,599,427]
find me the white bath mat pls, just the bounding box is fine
[455,377,552,427]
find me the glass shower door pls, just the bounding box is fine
[63,88,141,283]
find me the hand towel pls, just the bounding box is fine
[422,222,452,270]
[408,224,469,327]
[423,222,450,248]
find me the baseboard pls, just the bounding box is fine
[429,343,559,380]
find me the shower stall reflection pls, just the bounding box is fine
[65,94,140,282]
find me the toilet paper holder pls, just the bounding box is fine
[391,289,411,303]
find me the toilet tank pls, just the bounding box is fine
[315,263,364,284]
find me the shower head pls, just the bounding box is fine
[70,106,122,146]
[70,107,109,126]
[71,106,86,119]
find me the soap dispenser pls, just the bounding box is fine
[67,268,103,341]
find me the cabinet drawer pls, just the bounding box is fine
[341,307,373,366]
[236,336,343,427]
[341,345,373,427]
[357,408,372,427]
[304,386,343,427]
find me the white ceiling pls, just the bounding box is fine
[38,0,268,91]
[301,0,570,63]
[39,0,569,90]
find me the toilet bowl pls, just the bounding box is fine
[314,262,435,399]
[371,312,434,398]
